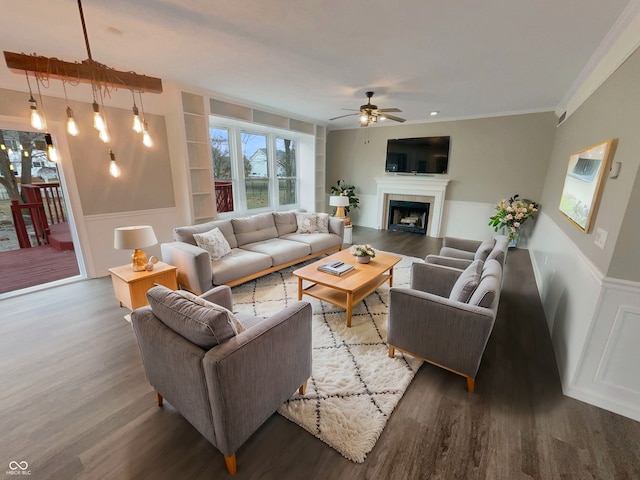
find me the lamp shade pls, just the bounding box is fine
[329,195,350,207]
[114,225,158,250]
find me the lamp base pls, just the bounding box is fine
[131,249,148,271]
[335,206,346,218]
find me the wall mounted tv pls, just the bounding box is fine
[385,136,450,174]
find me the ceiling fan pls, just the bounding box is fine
[330,91,406,126]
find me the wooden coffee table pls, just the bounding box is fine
[293,249,401,327]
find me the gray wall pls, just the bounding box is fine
[0,88,174,215]
[538,47,640,281]
[326,112,557,203]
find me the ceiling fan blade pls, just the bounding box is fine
[329,113,360,121]
[378,108,402,113]
[380,113,406,123]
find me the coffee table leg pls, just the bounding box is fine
[346,291,353,327]
[297,277,303,300]
[389,266,394,288]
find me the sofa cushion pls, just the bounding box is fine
[241,238,311,266]
[449,260,483,303]
[280,232,342,253]
[146,285,237,349]
[295,212,318,233]
[316,213,330,234]
[469,259,502,308]
[474,238,496,262]
[232,212,279,247]
[175,289,245,333]
[211,248,273,285]
[273,211,298,236]
[174,219,238,249]
[193,227,232,261]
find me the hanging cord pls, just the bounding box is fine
[25,71,35,100]
[35,75,48,129]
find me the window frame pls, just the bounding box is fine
[210,116,303,217]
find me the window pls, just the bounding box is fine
[210,127,233,212]
[210,119,301,214]
[276,137,296,205]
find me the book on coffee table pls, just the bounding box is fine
[317,260,354,276]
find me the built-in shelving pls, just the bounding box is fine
[182,92,215,223]
[315,125,326,213]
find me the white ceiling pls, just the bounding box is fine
[1,0,634,129]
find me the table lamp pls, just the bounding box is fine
[114,225,158,272]
[330,195,350,219]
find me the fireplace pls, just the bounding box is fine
[387,200,430,235]
[375,177,449,237]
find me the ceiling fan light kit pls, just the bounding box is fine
[330,91,406,127]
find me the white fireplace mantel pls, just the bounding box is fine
[375,176,450,237]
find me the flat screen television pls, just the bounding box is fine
[385,136,450,174]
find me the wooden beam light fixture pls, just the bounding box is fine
[3,0,163,178]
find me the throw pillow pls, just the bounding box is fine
[474,238,496,262]
[146,285,237,349]
[316,213,330,234]
[193,227,232,261]
[448,259,483,303]
[295,212,318,234]
[176,289,245,334]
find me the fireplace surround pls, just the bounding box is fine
[375,176,450,237]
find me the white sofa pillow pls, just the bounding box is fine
[193,227,232,261]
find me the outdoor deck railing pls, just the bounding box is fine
[215,181,234,213]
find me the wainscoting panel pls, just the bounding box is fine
[572,279,640,421]
[83,207,181,277]
[529,212,640,422]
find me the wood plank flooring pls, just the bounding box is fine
[1,226,639,479]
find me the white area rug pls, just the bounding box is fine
[232,254,423,463]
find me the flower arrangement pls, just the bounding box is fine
[350,244,376,258]
[488,194,539,240]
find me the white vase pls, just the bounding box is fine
[356,255,371,264]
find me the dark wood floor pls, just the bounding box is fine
[1,227,639,479]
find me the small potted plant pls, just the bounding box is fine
[350,244,376,264]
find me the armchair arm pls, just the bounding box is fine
[202,301,312,457]
[442,236,483,252]
[424,255,472,270]
[328,216,345,241]
[199,285,233,311]
[388,287,495,378]
[411,262,462,297]
[161,242,212,294]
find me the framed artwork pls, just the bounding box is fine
[559,139,617,233]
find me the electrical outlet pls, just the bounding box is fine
[595,227,607,249]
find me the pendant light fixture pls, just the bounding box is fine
[138,91,152,148]
[131,90,142,133]
[25,72,45,131]
[109,149,121,178]
[4,0,163,178]
[45,133,59,162]
[62,81,79,136]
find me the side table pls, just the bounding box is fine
[108,261,178,311]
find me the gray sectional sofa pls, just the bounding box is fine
[161,211,344,294]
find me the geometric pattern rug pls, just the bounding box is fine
[231,254,423,463]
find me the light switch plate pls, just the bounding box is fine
[595,227,607,249]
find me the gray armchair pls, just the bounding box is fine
[131,285,312,475]
[387,259,502,392]
[425,235,509,270]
